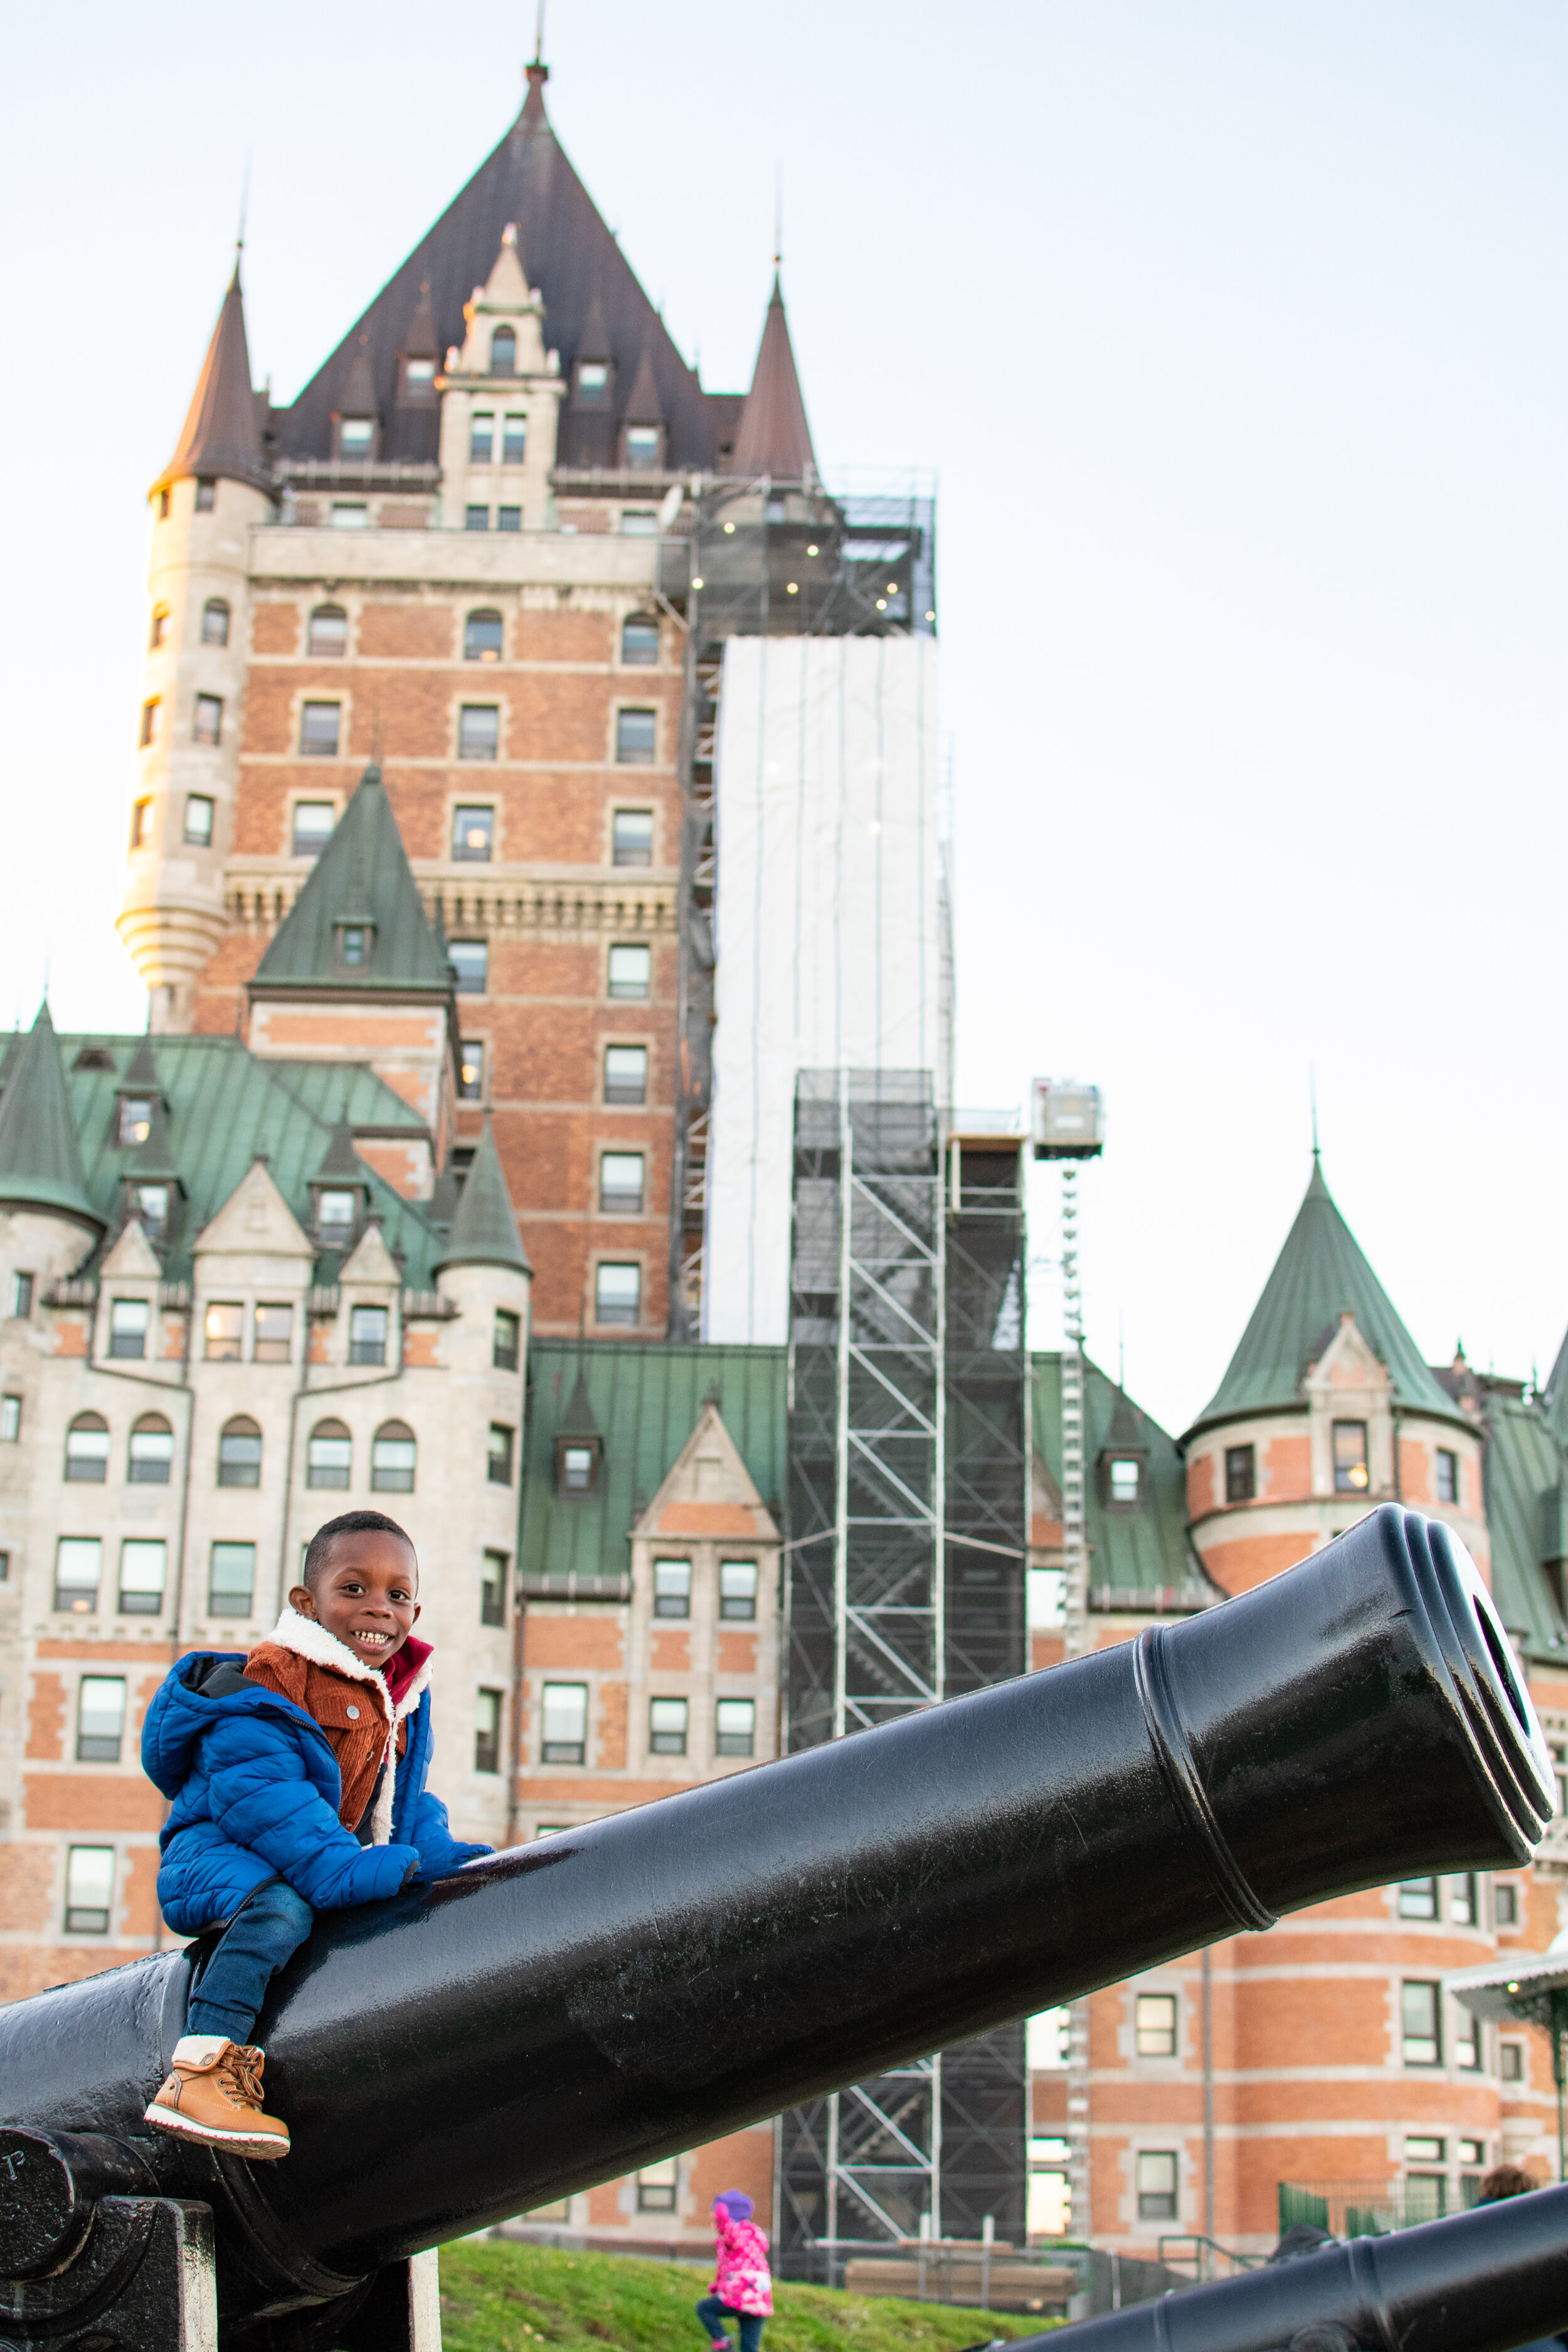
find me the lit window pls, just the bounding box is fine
[77,1675,127,1762]
[119,1095,152,1146]
[193,693,222,745]
[65,1846,115,1935]
[493,1308,521,1371]
[339,416,374,458]
[139,699,161,748]
[458,1040,485,1101]
[330,503,368,528]
[650,1697,688,1756]
[470,412,495,464]
[350,1306,389,1366]
[482,1551,508,1627]
[129,1416,173,1483]
[309,605,347,657]
[541,1682,587,1763]
[1108,1458,1140,1506]
[488,1422,515,1485]
[720,1561,758,1621]
[576,361,609,405]
[9,1271,29,1318]
[452,804,494,860]
[1333,1420,1369,1493]
[0,1396,19,1443]
[625,425,660,470]
[475,1688,503,1772]
[619,510,657,537]
[372,1421,416,1492]
[458,706,499,760]
[184,793,215,847]
[449,940,489,995]
[150,605,169,648]
[559,1443,595,1495]
[119,1538,166,1614]
[497,505,521,531]
[608,944,651,1000]
[1501,2042,1524,2080]
[503,414,527,463]
[218,1417,262,1488]
[716,1698,755,1758]
[1401,1980,1441,2065]
[490,327,516,376]
[1436,1448,1458,1505]
[209,1541,256,1618]
[600,1153,645,1214]
[637,2158,677,2213]
[654,1560,691,1619]
[1496,1883,1520,1927]
[595,1263,641,1327]
[196,479,216,512]
[300,702,342,756]
[465,505,490,532]
[292,800,336,856]
[605,1044,647,1103]
[1398,1877,1437,1919]
[203,598,230,646]
[1135,1992,1178,2057]
[612,809,654,867]
[204,1301,243,1361]
[465,610,504,662]
[616,707,657,763]
[1136,2151,1178,2222]
[308,1422,352,1490]
[109,1298,149,1360]
[129,798,153,849]
[621,614,660,666]
[1225,1444,1255,1503]
[316,1189,358,1242]
[1451,1873,1476,1926]
[55,1537,102,1611]
[65,1417,110,1483]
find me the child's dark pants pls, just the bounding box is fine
[186,1882,314,2042]
[696,2297,764,2352]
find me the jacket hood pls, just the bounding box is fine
[141,1650,307,1800]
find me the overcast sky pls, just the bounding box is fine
[3,2,1564,1436]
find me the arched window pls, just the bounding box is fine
[202,598,230,648]
[129,1413,174,1485]
[464,609,504,663]
[65,1413,110,1484]
[307,1419,351,1490]
[620,613,660,667]
[218,1416,262,1489]
[371,1421,416,1494]
[490,326,516,376]
[308,605,347,658]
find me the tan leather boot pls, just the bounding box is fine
[144,2034,291,2159]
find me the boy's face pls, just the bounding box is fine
[290,1531,420,1669]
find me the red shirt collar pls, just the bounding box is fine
[384,1633,431,1708]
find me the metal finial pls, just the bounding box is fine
[774,163,783,270]
[533,0,545,63]
[1310,1063,1320,1160]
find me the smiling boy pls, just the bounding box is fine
[139,1509,489,2158]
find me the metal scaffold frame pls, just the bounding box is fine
[1057,1160,1093,2240]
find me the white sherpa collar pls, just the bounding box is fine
[265,1607,433,1846]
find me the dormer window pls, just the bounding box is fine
[339,416,374,459]
[118,1097,152,1147]
[135,1184,171,1239]
[203,598,230,647]
[1108,1459,1140,1506]
[317,1188,359,1244]
[401,356,437,404]
[576,361,610,406]
[557,1439,598,1495]
[491,326,517,376]
[1098,1443,1148,1511]
[626,425,660,470]
[336,922,374,970]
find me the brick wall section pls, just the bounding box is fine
[25,1673,65,1761]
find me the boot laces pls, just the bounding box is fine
[216,2044,265,2109]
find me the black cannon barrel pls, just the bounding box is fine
[0,1505,1553,2299]
[1015,2184,1568,2352]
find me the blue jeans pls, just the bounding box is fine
[697,2297,763,2352]
[185,1881,314,2043]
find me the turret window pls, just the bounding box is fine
[308,1424,352,1490]
[458,1040,485,1100]
[12,1273,33,1318]
[218,1417,263,1488]
[493,1308,521,1370]
[1224,1444,1256,1503]
[488,1422,515,1484]
[465,610,504,662]
[490,327,517,376]
[620,615,660,667]
[503,414,527,463]
[202,598,230,647]
[625,425,660,470]
[612,809,654,867]
[349,1306,389,1366]
[372,1421,416,1493]
[1401,1981,1441,2065]
[1436,1448,1458,1505]
[300,702,342,756]
[449,940,489,995]
[156,487,171,518]
[129,1416,173,1484]
[452,804,494,861]
[135,1185,170,1238]
[150,605,170,649]
[309,605,347,657]
[195,479,216,512]
[482,1552,508,1627]
[1332,1420,1369,1493]
[292,800,336,857]
[193,694,222,746]
[184,794,214,847]
[458,705,499,760]
[470,412,495,464]
[139,699,161,749]
[65,1416,110,1483]
[615,707,657,763]
[129,800,153,849]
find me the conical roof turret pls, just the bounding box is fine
[152,259,272,498]
[251,764,453,994]
[436,1117,531,1275]
[728,272,816,480]
[0,1003,100,1227]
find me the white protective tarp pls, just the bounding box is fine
[703,634,946,1344]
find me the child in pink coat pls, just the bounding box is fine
[696,2190,773,2352]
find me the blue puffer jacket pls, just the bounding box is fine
[143,1637,489,1936]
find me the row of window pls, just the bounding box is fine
[462,504,660,534]
[63,1296,522,1369]
[1221,1434,1459,1505]
[1396,1872,1511,1926]
[299,607,659,667]
[538,1683,756,1765]
[137,694,225,751]
[152,479,221,521]
[35,1534,514,1631]
[292,700,657,764]
[445,939,654,1000]
[652,1559,759,1619]
[149,597,231,651]
[52,1410,512,1508]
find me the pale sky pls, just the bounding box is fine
[3,3,1564,1437]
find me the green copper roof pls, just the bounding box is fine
[437,1118,531,1275]
[1031,1353,1199,1593]
[253,764,454,993]
[1479,1390,1568,1664]
[0,1003,101,1226]
[1187,1158,1459,1436]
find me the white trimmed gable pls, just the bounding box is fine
[194,1158,313,1268]
[100,1219,162,1280]
[634,1402,779,1542]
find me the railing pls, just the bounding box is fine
[1278,2179,1483,2238]
[1158,2233,1265,2280]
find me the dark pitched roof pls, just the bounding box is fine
[154,262,273,497]
[728,273,816,480]
[274,65,724,472]
[339,336,378,419]
[252,765,453,995]
[623,344,664,424]
[559,1367,601,1440]
[436,1118,530,1275]
[0,1003,101,1227]
[313,1113,367,1186]
[1186,1158,1461,1436]
[120,1034,161,1096]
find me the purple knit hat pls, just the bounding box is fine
[717,2191,755,2221]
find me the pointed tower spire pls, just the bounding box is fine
[250,765,452,995]
[152,260,272,498]
[728,273,816,480]
[0,1004,100,1228]
[436,1117,531,1274]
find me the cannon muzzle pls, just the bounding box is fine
[0,1506,1553,2341]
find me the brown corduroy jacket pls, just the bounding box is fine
[244,1641,409,1833]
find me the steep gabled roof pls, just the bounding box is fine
[435,1118,530,1275]
[1187,1158,1460,1436]
[728,272,816,479]
[1032,1355,1197,1594]
[154,261,273,497]
[1479,1389,1568,1662]
[0,1004,101,1227]
[252,765,453,994]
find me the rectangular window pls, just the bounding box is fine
[1454,2010,1481,2071]
[119,1539,167,1615]
[577,361,610,405]
[621,616,660,666]
[55,1537,102,1613]
[1398,1877,1438,1919]
[130,797,153,849]
[448,940,489,995]
[371,1431,415,1492]
[0,1395,19,1443]
[650,1697,688,1756]
[458,1040,485,1101]
[605,1044,647,1104]
[470,412,494,463]
[1224,1443,1256,1503]
[217,1426,262,1487]
[130,1421,173,1482]
[715,1698,755,1758]
[599,1152,645,1214]
[108,1298,149,1359]
[720,1561,758,1621]
[253,1303,293,1364]
[560,1443,595,1493]
[349,1305,389,1366]
[1401,1980,1441,2065]
[458,706,499,760]
[209,1542,257,1619]
[475,1688,502,1773]
[488,1422,515,1485]
[1436,1448,1458,1505]
[77,1675,127,1762]
[465,504,490,531]
[292,800,336,857]
[184,793,215,847]
[300,702,342,757]
[502,414,527,464]
[339,417,374,457]
[619,510,657,537]
[615,707,657,763]
[541,1682,587,1764]
[1333,1419,1370,1493]
[636,2157,677,2213]
[403,357,436,401]
[135,1185,169,1239]
[204,1301,243,1362]
[1451,1873,1476,1926]
[202,600,230,646]
[308,1427,351,1488]
[595,1263,641,1327]
[607,944,651,1000]
[1108,1457,1141,1505]
[1501,2042,1524,2080]
[193,693,223,746]
[497,505,521,531]
[1136,2151,1178,2222]
[481,1552,508,1628]
[493,1308,521,1371]
[625,425,660,470]
[612,808,654,867]
[1135,1991,1178,2057]
[139,699,161,748]
[65,1422,110,1481]
[12,1271,33,1319]
[317,1189,358,1241]
[65,1846,115,1935]
[452,804,494,861]
[196,479,216,512]
[330,502,368,528]
[1496,1882,1520,1927]
[654,1560,691,1619]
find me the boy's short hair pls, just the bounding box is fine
[302,1510,416,1593]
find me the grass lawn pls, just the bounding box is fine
[438,2239,1057,2352]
